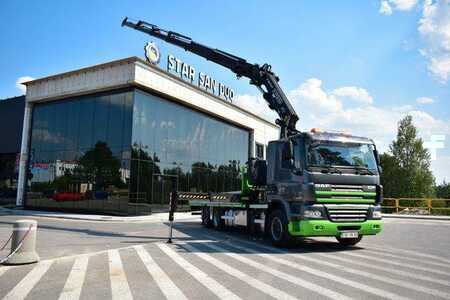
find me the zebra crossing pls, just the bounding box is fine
[0,237,449,300]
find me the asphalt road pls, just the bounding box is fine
[0,213,449,299]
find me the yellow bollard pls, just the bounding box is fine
[427,199,432,214]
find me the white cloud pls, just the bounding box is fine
[237,77,450,182]
[234,94,277,121]
[427,56,450,82]
[378,0,450,83]
[416,96,435,104]
[332,86,373,105]
[418,0,450,83]
[380,1,393,15]
[390,0,419,10]
[379,0,418,14]
[288,78,343,114]
[15,76,34,94]
[431,155,450,183]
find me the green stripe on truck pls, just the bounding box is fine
[316,198,375,204]
[316,191,376,196]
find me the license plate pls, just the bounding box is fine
[340,231,359,238]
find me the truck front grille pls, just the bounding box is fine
[325,204,369,222]
[315,184,376,204]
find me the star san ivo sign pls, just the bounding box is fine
[167,54,235,102]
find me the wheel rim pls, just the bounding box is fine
[271,217,283,241]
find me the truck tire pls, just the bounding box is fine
[336,235,362,246]
[212,208,225,230]
[201,206,212,227]
[268,209,293,247]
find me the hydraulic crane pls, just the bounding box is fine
[122,17,298,139]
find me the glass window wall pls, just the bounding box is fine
[27,90,133,215]
[26,88,249,215]
[130,90,249,212]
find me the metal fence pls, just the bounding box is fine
[382,198,450,215]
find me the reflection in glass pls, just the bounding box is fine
[131,90,250,208]
[27,90,133,214]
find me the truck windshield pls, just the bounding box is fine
[307,142,377,172]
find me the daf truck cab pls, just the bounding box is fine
[261,129,383,246]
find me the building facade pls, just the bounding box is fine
[0,96,25,204]
[18,57,279,215]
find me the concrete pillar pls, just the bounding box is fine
[16,101,33,207]
[249,131,255,158]
[4,220,39,265]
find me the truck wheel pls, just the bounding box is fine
[212,208,224,230]
[336,235,363,246]
[268,209,292,247]
[201,207,212,227]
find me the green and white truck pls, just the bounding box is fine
[123,18,383,247]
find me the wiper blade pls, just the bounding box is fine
[320,164,342,174]
[354,166,375,175]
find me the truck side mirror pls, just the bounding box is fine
[373,148,382,174]
[373,149,381,165]
[281,141,294,169]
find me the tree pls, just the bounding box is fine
[74,142,123,191]
[380,153,401,197]
[380,115,435,198]
[436,181,450,199]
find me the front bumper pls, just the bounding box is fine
[288,220,383,237]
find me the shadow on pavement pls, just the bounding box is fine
[169,222,364,255]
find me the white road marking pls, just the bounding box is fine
[218,241,409,300]
[181,242,298,300]
[312,253,450,299]
[157,243,241,300]
[343,251,450,276]
[362,244,450,265]
[134,245,187,300]
[317,251,450,287]
[198,242,352,300]
[3,260,53,300]
[108,250,133,300]
[58,256,89,300]
[362,248,450,269]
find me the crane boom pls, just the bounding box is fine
[122,17,299,139]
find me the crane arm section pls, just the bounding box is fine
[122,18,299,138]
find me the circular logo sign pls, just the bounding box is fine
[144,42,160,65]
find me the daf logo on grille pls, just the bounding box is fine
[144,42,160,65]
[316,184,330,189]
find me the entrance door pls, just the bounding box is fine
[152,173,178,212]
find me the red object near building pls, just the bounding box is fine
[52,192,84,202]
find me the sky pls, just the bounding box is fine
[0,0,449,183]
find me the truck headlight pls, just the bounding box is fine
[304,209,323,219]
[372,206,382,219]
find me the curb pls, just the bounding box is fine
[382,213,450,221]
[0,207,199,223]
